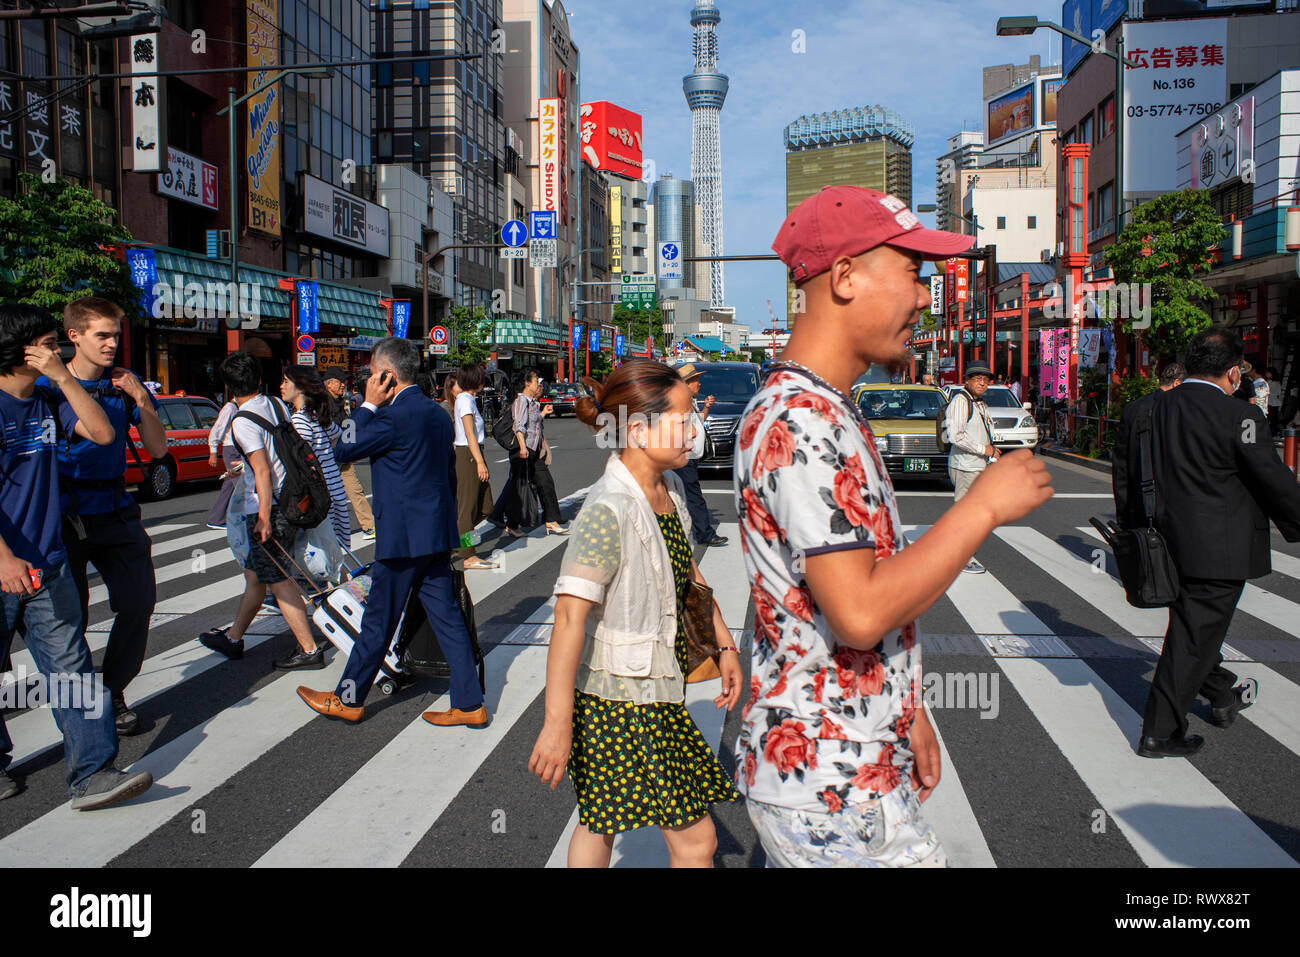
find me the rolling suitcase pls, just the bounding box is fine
[392,568,486,694]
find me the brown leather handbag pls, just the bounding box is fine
[681,579,722,683]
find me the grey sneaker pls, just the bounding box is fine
[0,768,20,801]
[962,558,987,574]
[70,767,154,811]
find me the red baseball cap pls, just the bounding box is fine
[773,186,974,284]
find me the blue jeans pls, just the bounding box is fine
[0,559,119,794]
[336,553,483,712]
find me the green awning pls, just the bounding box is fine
[149,244,388,333]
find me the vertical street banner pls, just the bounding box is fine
[609,183,623,274]
[246,0,282,236]
[392,300,411,339]
[297,281,319,334]
[126,247,159,318]
[538,98,561,214]
[130,33,162,172]
[589,329,600,353]
[572,324,585,351]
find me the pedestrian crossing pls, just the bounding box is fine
[3,501,1300,868]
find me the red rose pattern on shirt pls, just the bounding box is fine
[734,368,922,813]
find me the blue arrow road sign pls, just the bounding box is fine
[530,210,557,240]
[501,220,528,247]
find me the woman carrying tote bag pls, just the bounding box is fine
[528,360,743,868]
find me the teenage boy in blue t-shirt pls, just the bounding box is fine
[0,304,154,810]
[48,297,166,736]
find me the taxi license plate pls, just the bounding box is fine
[904,458,929,472]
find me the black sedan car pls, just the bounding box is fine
[543,382,588,417]
[689,361,762,471]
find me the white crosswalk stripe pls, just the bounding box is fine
[4,511,1300,869]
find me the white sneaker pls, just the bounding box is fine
[962,558,987,574]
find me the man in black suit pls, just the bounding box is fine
[1114,327,1300,757]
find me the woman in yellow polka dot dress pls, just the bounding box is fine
[528,361,743,867]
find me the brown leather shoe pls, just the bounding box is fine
[297,687,364,723]
[422,705,489,728]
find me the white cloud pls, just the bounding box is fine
[563,0,1062,332]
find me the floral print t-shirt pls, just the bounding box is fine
[733,367,922,814]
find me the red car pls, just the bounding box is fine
[125,394,224,500]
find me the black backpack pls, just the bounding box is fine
[230,399,331,529]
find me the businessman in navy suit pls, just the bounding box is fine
[296,338,487,727]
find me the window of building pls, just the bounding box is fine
[1097,182,1114,226]
[1099,96,1115,139]
[1027,216,1037,229]
[1079,113,1094,145]
[996,216,1006,230]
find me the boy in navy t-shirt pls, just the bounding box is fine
[0,304,154,810]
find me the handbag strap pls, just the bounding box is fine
[1137,408,1157,530]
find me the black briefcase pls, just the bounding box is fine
[1090,408,1179,608]
[395,569,486,692]
[1090,518,1180,608]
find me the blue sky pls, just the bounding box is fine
[562,0,1064,334]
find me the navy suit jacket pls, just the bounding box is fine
[335,384,459,561]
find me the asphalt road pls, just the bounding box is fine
[3,417,1300,869]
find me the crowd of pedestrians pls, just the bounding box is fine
[3,185,1299,870]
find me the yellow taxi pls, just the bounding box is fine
[851,383,949,480]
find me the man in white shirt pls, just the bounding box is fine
[199,351,324,671]
[944,362,999,573]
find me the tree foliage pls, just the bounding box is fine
[446,303,492,367]
[1103,188,1224,357]
[0,173,142,324]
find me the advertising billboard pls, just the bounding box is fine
[987,81,1036,146]
[579,101,644,180]
[1092,0,1126,37]
[246,0,280,236]
[538,97,561,213]
[1062,0,1091,77]
[1122,18,1228,194]
[300,173,390,257]
[1041,78,1063,126]
[1179,95,1254,190]
[609,183,623,274]
[1138,1,1269,16]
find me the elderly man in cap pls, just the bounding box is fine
[323,366,375,540]
[672,363,727,547]
[944,361,1000,573]
[733,186,1052,867]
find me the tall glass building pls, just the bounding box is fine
[651,173,695,293]
[280,0,374,280]
[784,105,914,212]
[372,0,505,309]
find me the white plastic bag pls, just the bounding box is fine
[225,472,250,567]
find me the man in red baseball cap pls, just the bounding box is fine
[731,186,1054,867]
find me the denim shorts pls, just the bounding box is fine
[243,512,298,585]
[747,782,948,868]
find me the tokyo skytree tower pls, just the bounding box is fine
[683,0,728,308]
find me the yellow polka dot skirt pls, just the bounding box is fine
[567,511,741,835]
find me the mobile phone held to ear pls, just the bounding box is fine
[378,370,394,388]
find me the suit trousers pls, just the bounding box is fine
[338,461,374,533]
[335,552,482,711]
[63,503,156,696]
[1142,575,1245,740]
[672,460,716,542]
